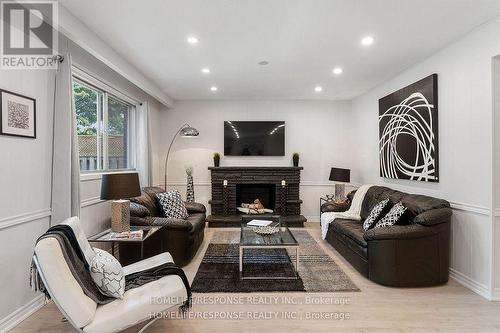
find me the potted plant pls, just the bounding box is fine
[213,152,221,167]
[292,152,299,167]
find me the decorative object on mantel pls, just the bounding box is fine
[100,172,142,232]
[185,166,195,202]
[213,152,221,167]
[329,167,351,201]
[379,74,439,182]
[164,124,199,190]
[0,89,36,138]
[292,152,299,167]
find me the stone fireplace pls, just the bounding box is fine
[207,166,306,227]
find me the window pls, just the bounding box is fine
[73,74,136,173]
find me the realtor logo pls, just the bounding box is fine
[1,0,58,69]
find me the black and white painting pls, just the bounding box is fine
[0,89,36,138]
[379,74,438,182]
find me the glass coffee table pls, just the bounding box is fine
[239,215,299,280]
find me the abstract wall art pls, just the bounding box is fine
[0,89,36,138]
[379,74,438,182]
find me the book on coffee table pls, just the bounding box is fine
[247,219,273,227]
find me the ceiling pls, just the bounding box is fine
[60,0,500,101]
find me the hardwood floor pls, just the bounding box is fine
[13,223,500,333]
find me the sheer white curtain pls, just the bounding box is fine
[51,53,81,225]
[136,102,152,187]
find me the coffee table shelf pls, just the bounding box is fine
[239,215,299,280]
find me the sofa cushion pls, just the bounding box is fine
[156,191,189,219]
[374,202,407,228]
[363,198,391,231]
[131,192,161,217]
[361,186,450,220]
[330,219,367,247]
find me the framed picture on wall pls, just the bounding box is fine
[0,89,36,139]
[378,74,439,182]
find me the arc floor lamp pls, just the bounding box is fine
[164,124,200,190]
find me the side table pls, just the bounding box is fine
[88,226,161,262]
[319,196,350,217]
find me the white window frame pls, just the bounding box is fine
[72,66,139,175]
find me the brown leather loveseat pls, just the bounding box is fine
[325,186,451,287]
[122,186,206,266]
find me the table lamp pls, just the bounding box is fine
[329,167,351,202]
[100,172,141,232]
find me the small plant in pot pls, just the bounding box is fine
[213,152,221,167]
[292,152,299,167]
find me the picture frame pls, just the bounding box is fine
[0,89,36,139]
[378,74,439,182]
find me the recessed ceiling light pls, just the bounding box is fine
[210,86,218,92]
[314,86,323,92]
[201,68,210,74]
[361,35,374,46]
[333,67,343,75]
[187,36,199,44]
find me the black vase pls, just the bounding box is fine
[292,155,299,167]
[214,155,220,167]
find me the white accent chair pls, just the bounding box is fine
[33,217,188,333]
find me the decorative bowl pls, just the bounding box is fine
[252,226,280,235]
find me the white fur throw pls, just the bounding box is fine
[320,185,372,239]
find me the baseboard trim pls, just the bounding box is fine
[491,288,500,301]
[449,268,491,300]
[0,295,46,332]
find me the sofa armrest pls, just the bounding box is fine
[413,208,452,226]
[130,202,151,218]
[363,224,439,241]
[151,217,193,231]
[184,202,206,214]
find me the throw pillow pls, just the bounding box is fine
[363,198,391,231]
[374,202,407,228]
[156,190,189,219]
[89,248,125,299]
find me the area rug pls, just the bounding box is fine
[191,230,359,293]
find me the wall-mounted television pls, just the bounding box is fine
[224,121,285,156]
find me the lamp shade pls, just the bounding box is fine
[100,172,141,200]
[180,125,199,137]
[329,167,350,183]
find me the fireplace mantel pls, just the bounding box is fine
[207,166,306,227]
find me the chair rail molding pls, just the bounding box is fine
[0,208,52,230]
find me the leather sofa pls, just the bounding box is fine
[122,186,206,267]
[324,186,451,287]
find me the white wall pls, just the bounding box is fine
[0,68,55,329]
[351,18,500,299]
[0,35,168,330]
[493,56,500,300]
[161,100,355,220]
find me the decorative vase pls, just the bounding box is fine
[185,167,195,202]
[292,154,299,167]
[214,155,220,167]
